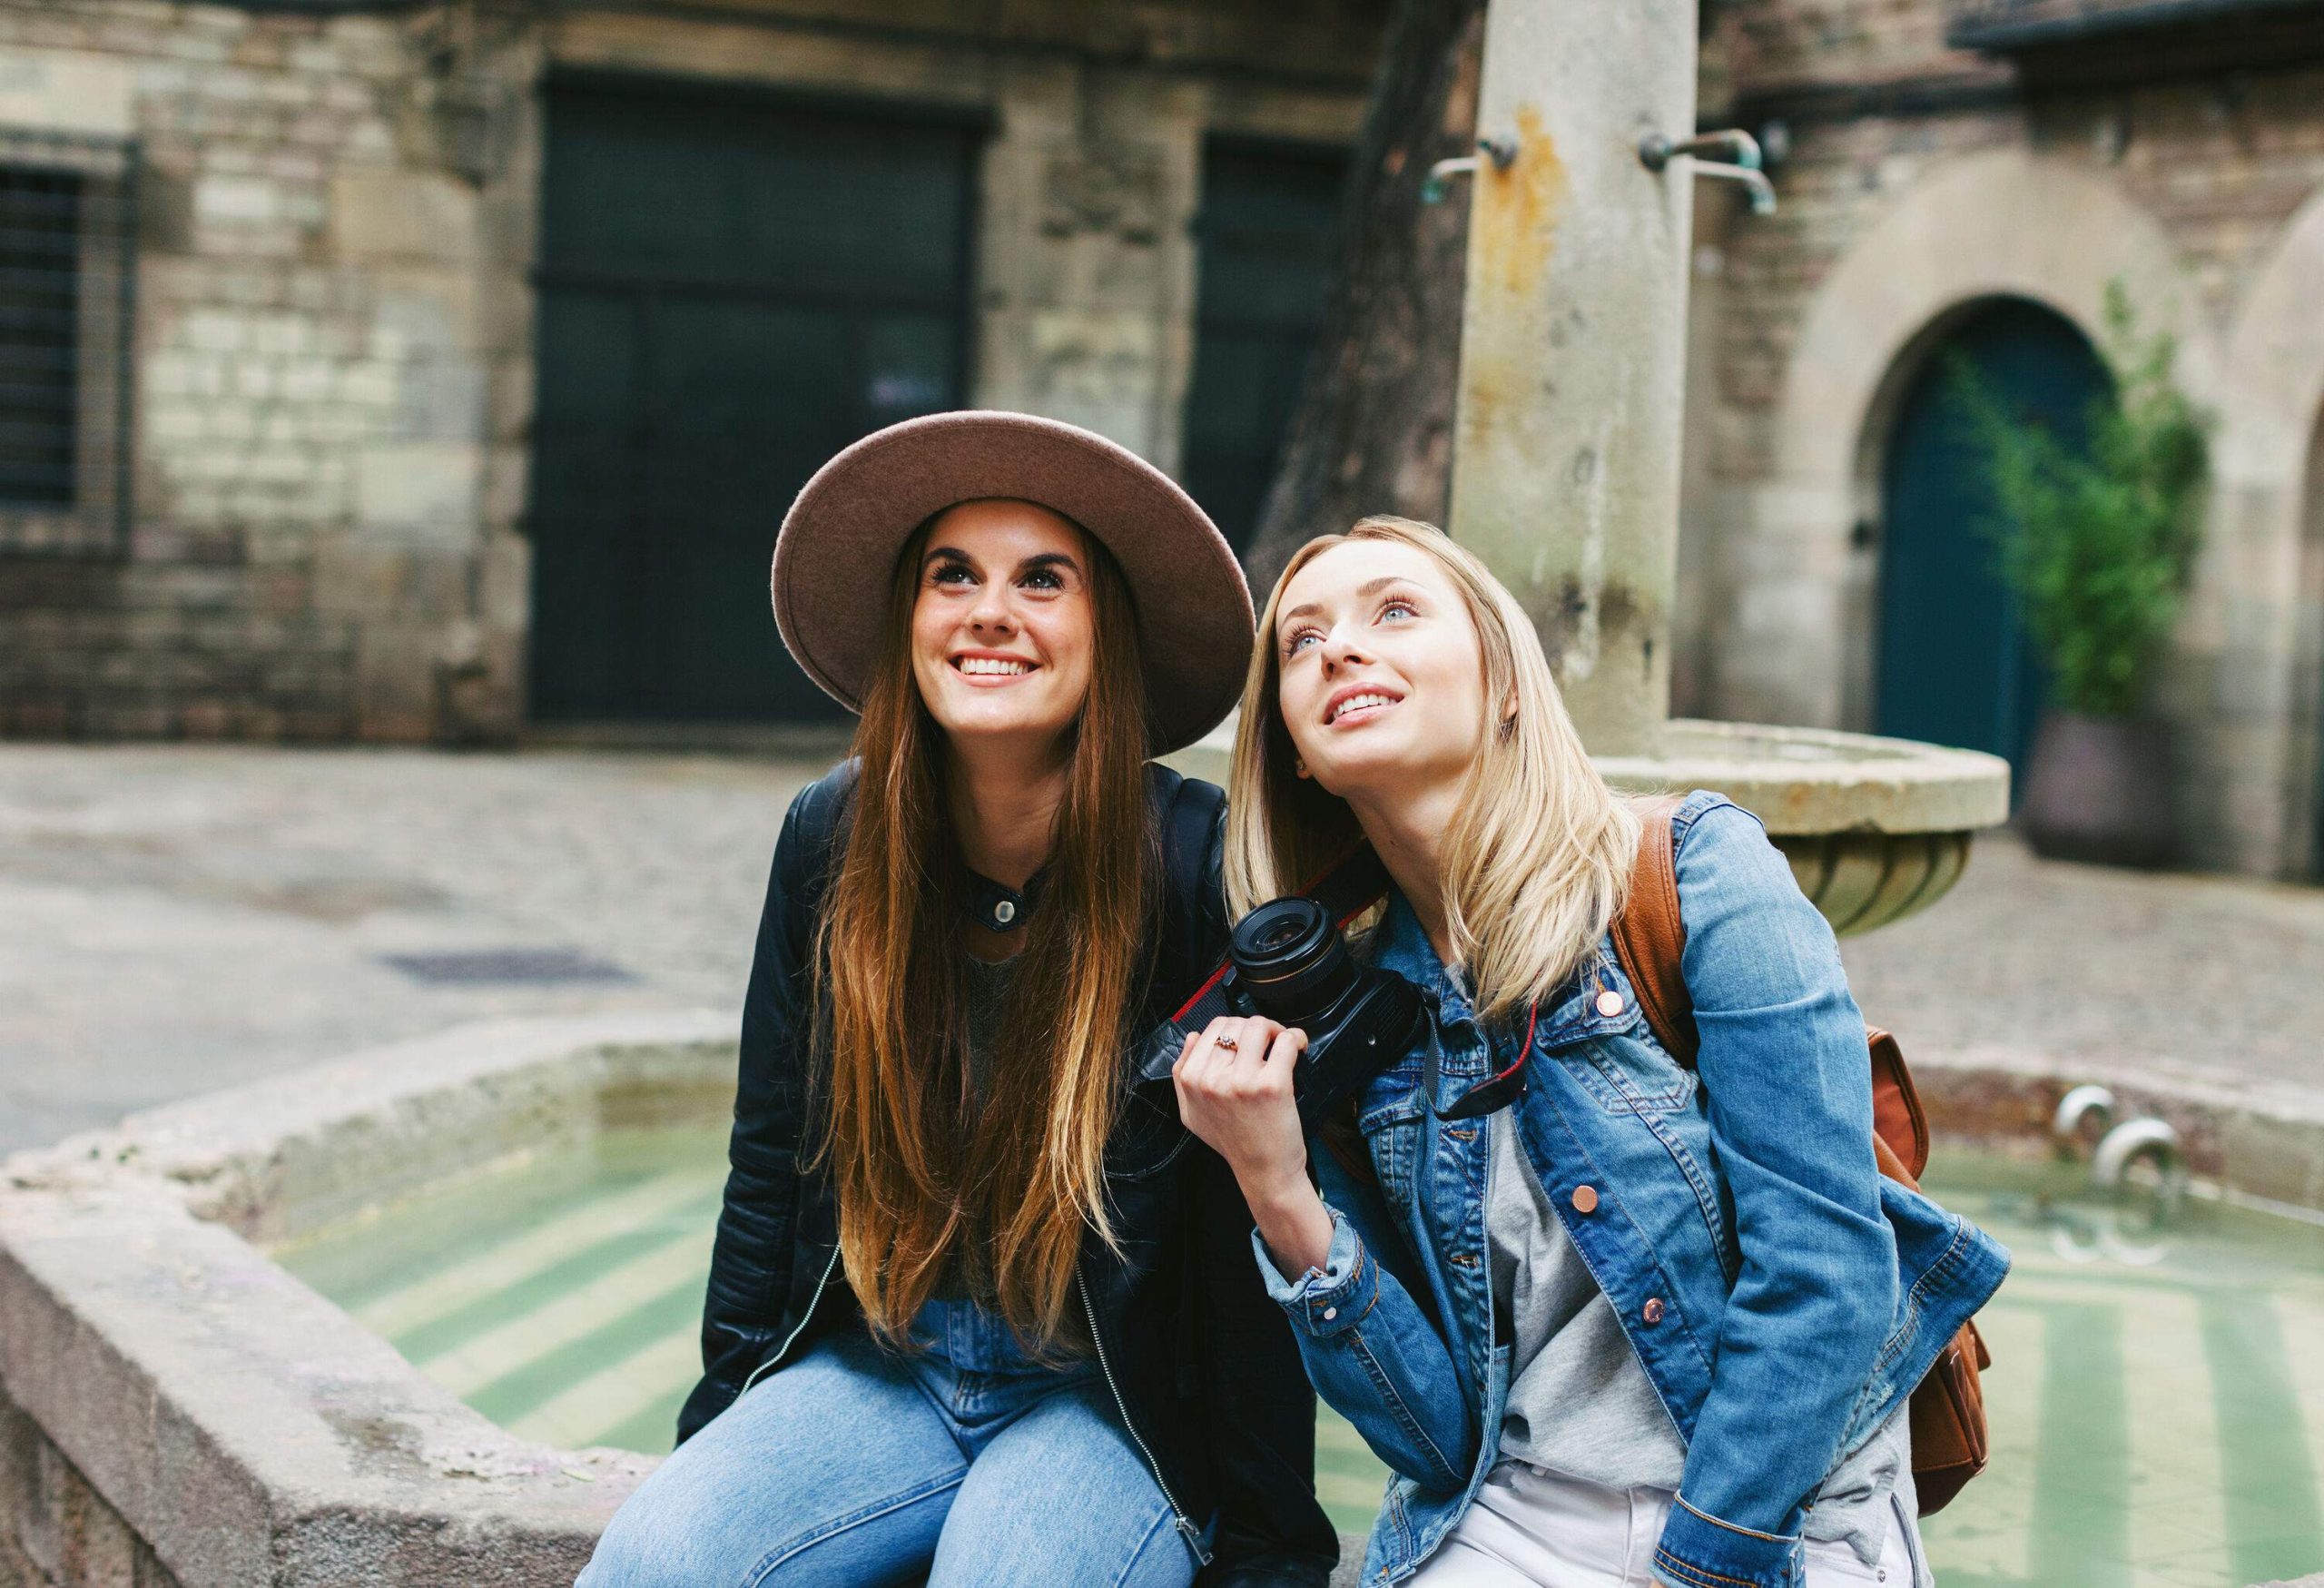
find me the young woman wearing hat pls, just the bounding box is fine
[576,413,1337,1588]
[1171,518,2007,1588]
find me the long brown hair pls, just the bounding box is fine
[813,515,1156,1355]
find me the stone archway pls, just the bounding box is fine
[1723,149,2208,735]
[2216,182,2324,876]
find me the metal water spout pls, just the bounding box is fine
[1637,130,1777,215]
[1422,135,1520,204]
[2092,1118,2185,1195]
[2053,1084,2118,1145]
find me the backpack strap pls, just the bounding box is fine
[1609,798,1700,1065]
[1608,798,1935,1181]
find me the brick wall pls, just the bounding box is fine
[0,4,533,743]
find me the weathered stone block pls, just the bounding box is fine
[0,46,135,137]
[330,169,482,266]
[351,442,483,542]
[190,174,280,227]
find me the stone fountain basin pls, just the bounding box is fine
[1168,715,2012,936]
[1596,719,2012,935]
[0,1014,717,1588]
[5,1013,2322,1588]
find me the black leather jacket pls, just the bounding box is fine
[678,761,1338,1587]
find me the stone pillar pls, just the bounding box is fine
[971,63,1197,466]
[1446,0,1698,756]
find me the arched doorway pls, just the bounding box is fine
[1873,298,2112,774]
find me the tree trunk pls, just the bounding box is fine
[1243,0,1486,597]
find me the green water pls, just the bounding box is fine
[275,1135,2324,1586]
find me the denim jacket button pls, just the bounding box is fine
[1595,989,1625,1018]
[1571,1185,1600,1214]
[1323,1307,1338,1321]
[1641,1297,1666,1325]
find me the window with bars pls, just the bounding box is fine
[0,130,135,556]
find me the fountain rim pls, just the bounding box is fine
[1173,714,2012,838]
[1596,718,2012,836]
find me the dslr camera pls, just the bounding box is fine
[1225,895,1433,1129]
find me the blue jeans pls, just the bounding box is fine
[576,1305,1200,1588]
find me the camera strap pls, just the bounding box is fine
[1163,844,1393,1034]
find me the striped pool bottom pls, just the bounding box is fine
[275,1130,2324,1587]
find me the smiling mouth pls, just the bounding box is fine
[1326,691,1401,725]
[951,656,1037,680]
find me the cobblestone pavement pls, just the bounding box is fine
[3,743,2320,1155]
[0,743,829,1153]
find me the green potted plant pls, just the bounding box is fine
[1955,281,2210,867]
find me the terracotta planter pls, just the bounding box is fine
[2019,710,2176,868]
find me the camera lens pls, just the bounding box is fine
[1229,898,1358,1027]
[1253,914,1308,955]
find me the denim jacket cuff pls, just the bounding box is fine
[1250,1208,1375,1339]
[1650,1494,1803,1588]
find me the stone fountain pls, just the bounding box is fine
[1432,0,2005,931]
[1177,0,2005,933]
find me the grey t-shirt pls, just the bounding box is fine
[1486,1111,1925,1577]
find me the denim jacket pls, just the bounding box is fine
[1254,792,2010,1588]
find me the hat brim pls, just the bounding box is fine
[772,411,1255,755]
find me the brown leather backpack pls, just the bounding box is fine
[1609,804,1992,1514]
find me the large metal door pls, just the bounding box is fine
[1875,299,2111,774]
[528,77,980,723]
[1181,139,1347,556]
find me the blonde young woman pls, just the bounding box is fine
[579,413,1336,1588]
[1173,518,2007,1588]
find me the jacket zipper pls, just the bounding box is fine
[1077,1266,1213,1566]
[741,1245,841,1396]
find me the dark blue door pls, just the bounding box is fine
[1181,139,1347,555]
[1876,298,2111,773]
[528,76,980,723]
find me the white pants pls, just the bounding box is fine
[1408,1462,1924,1588]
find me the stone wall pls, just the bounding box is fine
[0,0,1374,745]
[0,4,530,743]
[1680,0,2324,875]
[0,1386,181,1588]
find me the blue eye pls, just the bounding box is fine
[1381,599,1417,621]
[1284,630,1320,656]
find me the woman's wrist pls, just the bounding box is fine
[1241,1171,1334,1277]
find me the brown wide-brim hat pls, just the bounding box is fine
[773,410,1254,754]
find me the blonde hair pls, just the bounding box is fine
[1226,516,1640,1021]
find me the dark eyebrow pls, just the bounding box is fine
[923,545,974,567]
[1277,577,1423,630]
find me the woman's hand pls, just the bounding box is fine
[1173,1015,1334,1276]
